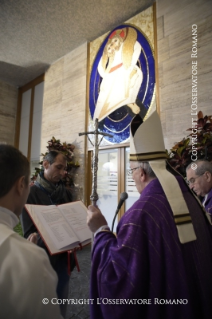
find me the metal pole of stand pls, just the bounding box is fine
[79,118,113,248]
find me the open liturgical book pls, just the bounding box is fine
[25,201,92,255]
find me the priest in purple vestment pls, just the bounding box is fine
[87,111,212,319]
[186,159,212,224]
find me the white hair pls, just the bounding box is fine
[133,161,156,178]
[186,160,212,175]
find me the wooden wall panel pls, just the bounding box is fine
[0,81,18,145]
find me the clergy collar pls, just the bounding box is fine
[0,206,19,229]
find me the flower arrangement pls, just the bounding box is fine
[167,111,212,177]
[31,137,80,188]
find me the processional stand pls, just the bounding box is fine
[79,118,113,206]
[79,118,113,246]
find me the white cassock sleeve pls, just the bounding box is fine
[0,226,63,319]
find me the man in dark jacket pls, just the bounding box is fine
[21,150,74,317]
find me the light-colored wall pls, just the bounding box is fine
[41,43,87,200]
[156,0,212,151]
[0,81,18,145]
[40,1,212,200]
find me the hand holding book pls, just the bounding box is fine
[25,201,91,255]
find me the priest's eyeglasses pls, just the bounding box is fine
[187,173,204,185]
[127,166,141,176]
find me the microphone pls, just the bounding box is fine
[111,192,128,232]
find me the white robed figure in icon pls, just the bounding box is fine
[93,27,143,122]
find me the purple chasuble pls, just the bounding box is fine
[90,177,212,319]
[203,188,212,218]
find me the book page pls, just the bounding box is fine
[58,201,92,244]
[26,205,79,250]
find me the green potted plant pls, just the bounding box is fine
[167,111,212,177]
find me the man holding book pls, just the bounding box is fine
[21,150,75,317]
[87,111,212,319]
[0,144,62,319]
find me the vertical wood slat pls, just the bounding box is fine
[14,74,44,157]
[14,90,22,148]
[27,87,35,160]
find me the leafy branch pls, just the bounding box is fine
[167,111,212,177]
[31,137,80,188]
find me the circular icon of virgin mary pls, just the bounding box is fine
[89,25,155,144]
